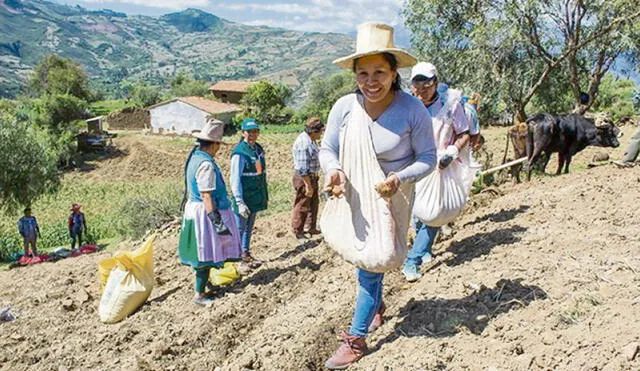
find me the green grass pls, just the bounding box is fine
[261,124,304,135]
[259,132,299,145]
[261,179,294,217]
[0,178,182,260]
[90,99,129,116]
[0,130,309,261]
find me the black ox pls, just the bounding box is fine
[525,113,621,181]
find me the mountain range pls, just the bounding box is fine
[0,0,355,100]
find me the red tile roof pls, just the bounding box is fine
[149,96,242,114]
[208,80,253,93]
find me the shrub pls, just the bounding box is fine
[116,188,182,239]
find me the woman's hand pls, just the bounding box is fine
[375,173,401,198]
[323,169,346,197]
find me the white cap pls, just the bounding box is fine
[411,62,437,80]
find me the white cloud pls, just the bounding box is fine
[218,3,322,15]
[243,18,353,33]
[80,0,211,10]
[310,0,333,6]
[73,0,404,34]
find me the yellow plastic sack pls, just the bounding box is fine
[210,262,240,286]
[98,235,155,324]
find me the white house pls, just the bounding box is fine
[148,96,241,134]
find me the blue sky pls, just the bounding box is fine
[53,0,408,37]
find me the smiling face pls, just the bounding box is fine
[354,54,397,105]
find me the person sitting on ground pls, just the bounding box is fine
[17,207,40,257]
[230,118,268,272]
[613,123,640,168]
[68,204,87,249]
[291,117,325,241]
[178,119,242,306]
[403,62,471,283]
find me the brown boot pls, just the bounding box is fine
[325,331,368,369]
[368,302,385,333]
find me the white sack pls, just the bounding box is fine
[320,97,414,273]
[413,89,480,227]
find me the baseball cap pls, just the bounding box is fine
[411,62,437,80]
[241,118,260,131]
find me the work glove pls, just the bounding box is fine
[439,145,459,169]
[237,201,251,219]
[208,210,232,236]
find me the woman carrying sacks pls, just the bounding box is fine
[319,22,437,369]
[178,119,242,306]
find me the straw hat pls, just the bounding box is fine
[192,118,228,144]
[333,22,417,69]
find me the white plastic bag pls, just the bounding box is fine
[320,97,414,273]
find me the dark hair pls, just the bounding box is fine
[305,117,324,134]
[196,138,216,149]
[352,52,402,92]
[24,207,31,213]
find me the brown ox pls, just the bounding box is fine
[506,122,528,182]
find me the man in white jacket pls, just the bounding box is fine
[403,62,471,282]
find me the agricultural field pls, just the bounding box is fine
[0,125,639,370]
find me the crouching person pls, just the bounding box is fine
[178,119,242,306]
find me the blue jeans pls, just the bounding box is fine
[349,268,384,337]
[235,212,257,253]
[404,220,439,268]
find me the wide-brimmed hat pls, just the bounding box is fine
[192,118,228,144]
[333,22,417,69]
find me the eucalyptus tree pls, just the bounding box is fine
[404,0,640,122]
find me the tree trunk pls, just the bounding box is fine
[514,106,527,124]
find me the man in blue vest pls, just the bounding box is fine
[231,118,269,271]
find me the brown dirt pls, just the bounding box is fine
[71,134,191,181]
[1,128,639,370]
[105,107,150,130]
